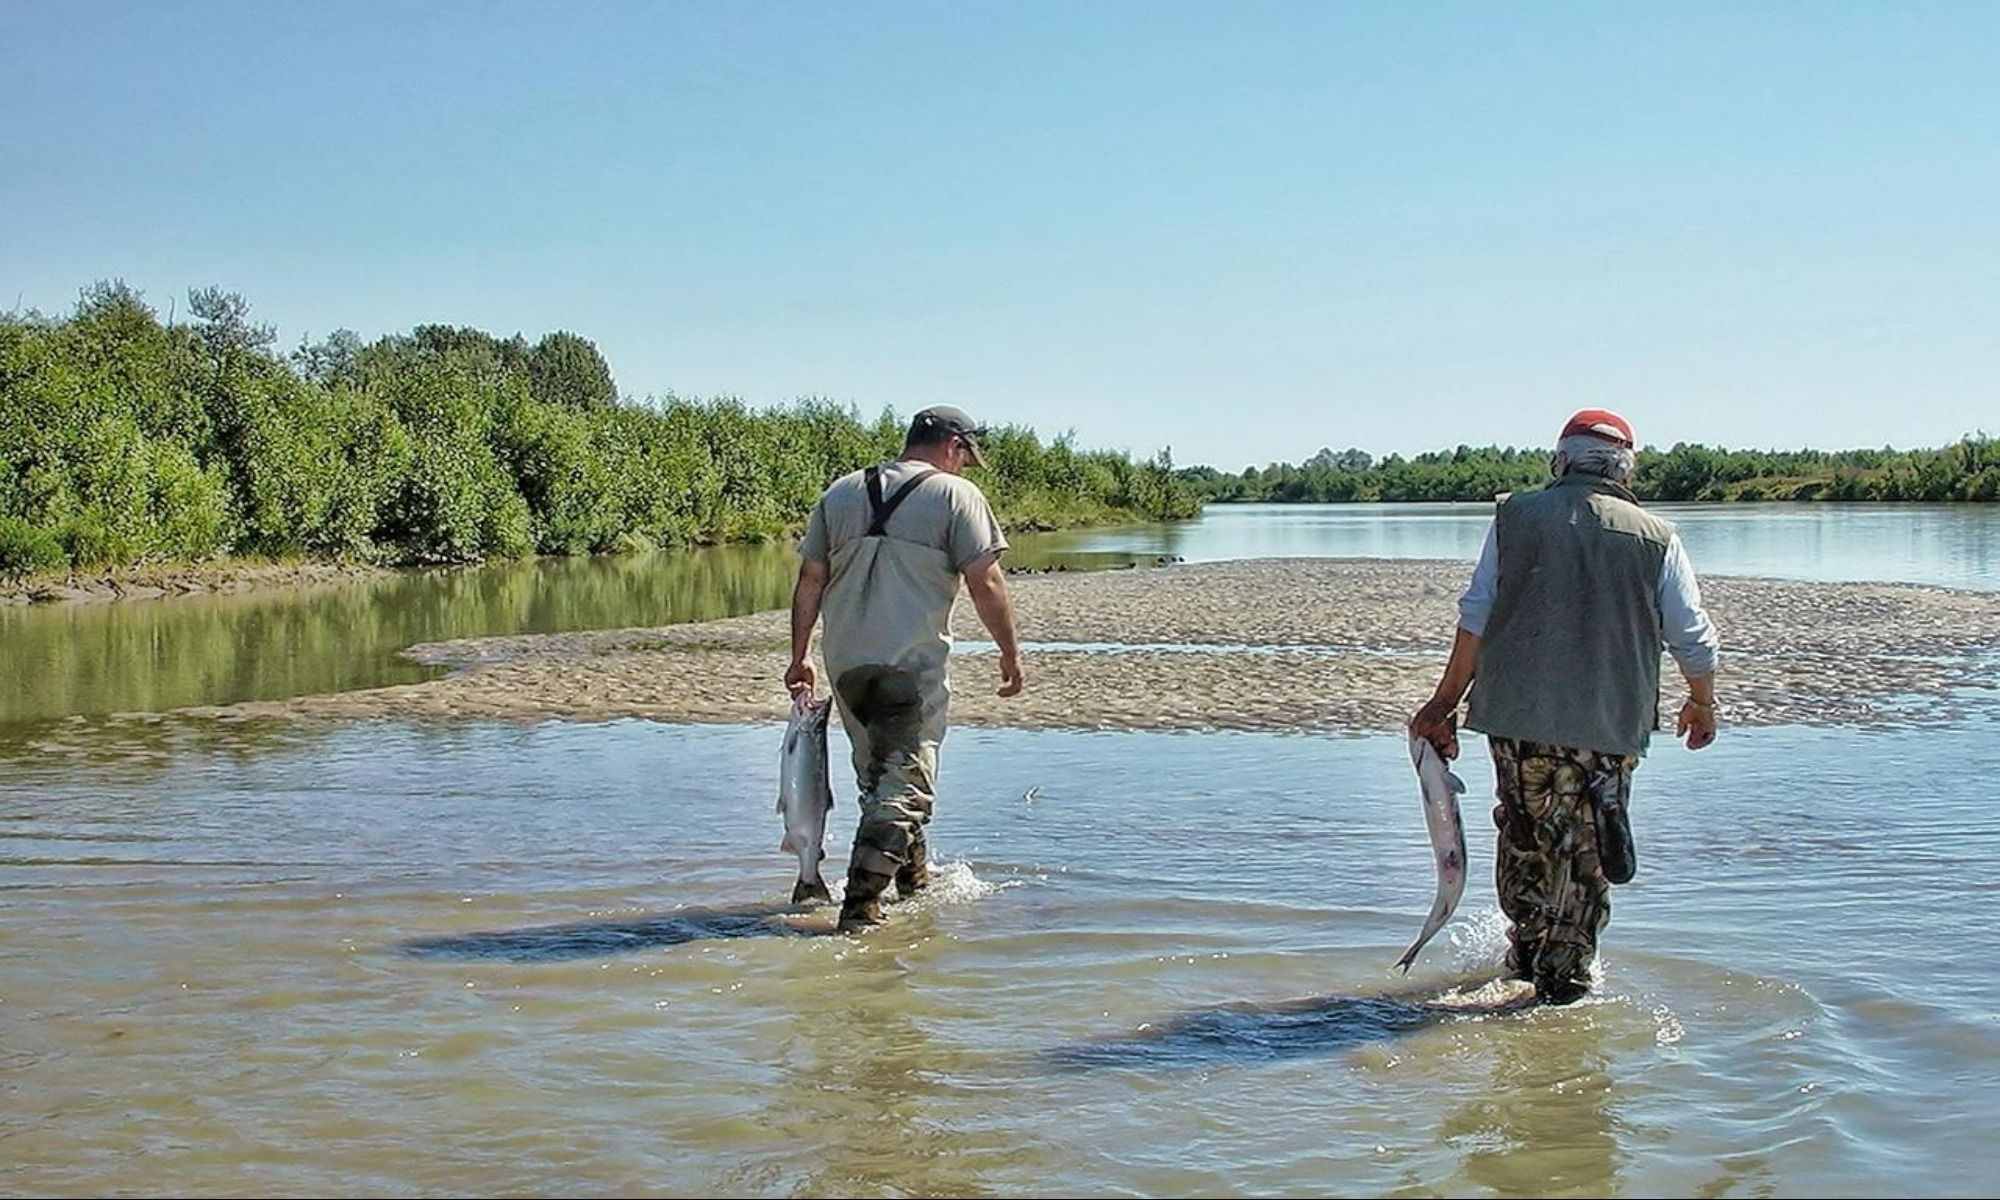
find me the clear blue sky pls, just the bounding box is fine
[5,2,1995,468]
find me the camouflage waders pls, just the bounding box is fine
[821,467,957,931]
[1488,736,1638,1005]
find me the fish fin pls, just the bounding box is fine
[775,793,785,814]
[780,833,796,854]
[792,877,833,906]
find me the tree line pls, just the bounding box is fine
[0,282,1199,577]
[1184,438,2000,504]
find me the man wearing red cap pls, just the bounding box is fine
[1409,409,1720,1004]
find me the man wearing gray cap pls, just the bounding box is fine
[787,405,1026,932]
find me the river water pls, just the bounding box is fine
[2,505,1996,1197]
[1043,501,2000,591]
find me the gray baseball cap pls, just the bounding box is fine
[909,405,988,466]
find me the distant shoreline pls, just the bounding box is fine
[1199,495,2000,506]
[1184,438,1999,505]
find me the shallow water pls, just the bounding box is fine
[4,716,1996,1197]
[1034,501,2000,590]
[5,504,1996,1195]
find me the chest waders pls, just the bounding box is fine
[820,466,959,928]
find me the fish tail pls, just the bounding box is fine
[792,877,833,906]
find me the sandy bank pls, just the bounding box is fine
[175,559,2000,736]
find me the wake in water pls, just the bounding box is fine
[1429,904,1683,1043]
[1443,905,1513,972]
[894,858,1017,906]
[795,857,1015,907]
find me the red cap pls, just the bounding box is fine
[1560,408,1635,448]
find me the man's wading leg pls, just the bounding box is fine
[1490,737,1612,1005]
[897,828,930,901]
[833,665,937,931]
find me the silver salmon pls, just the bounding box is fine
[777,694,834,905]
[1397,731,1468,972]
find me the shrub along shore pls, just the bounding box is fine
[1,282,1198,582]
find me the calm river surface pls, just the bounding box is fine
[3,504,1995,1197]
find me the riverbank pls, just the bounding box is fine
[175,558,2000,735]
[2,558,389,605]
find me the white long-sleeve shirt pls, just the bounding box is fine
[1456,522,1721,677]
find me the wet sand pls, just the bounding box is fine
[174,559,2000,735]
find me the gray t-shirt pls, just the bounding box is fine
[799,461,1008,572]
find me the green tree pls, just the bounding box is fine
[527,330,618,411]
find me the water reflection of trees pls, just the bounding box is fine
[1,546,799,723]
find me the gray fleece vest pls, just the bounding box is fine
[1465,473,1674,757]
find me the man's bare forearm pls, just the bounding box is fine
[963,558,1020,654]
[1429,627,1482,706]
[790,565,827,667]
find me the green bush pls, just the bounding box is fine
[148,442,232,561]
[0,280,1204,576]
[60,510,143,569]
[492,390,620,554]
[0,517,67,576]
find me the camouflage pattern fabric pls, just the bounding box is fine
[1487,736,1638,1004]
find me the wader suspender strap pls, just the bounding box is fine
[864,466,941,537]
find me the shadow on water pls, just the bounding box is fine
[401,901,826,962]
[1045,973,1537,1070]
